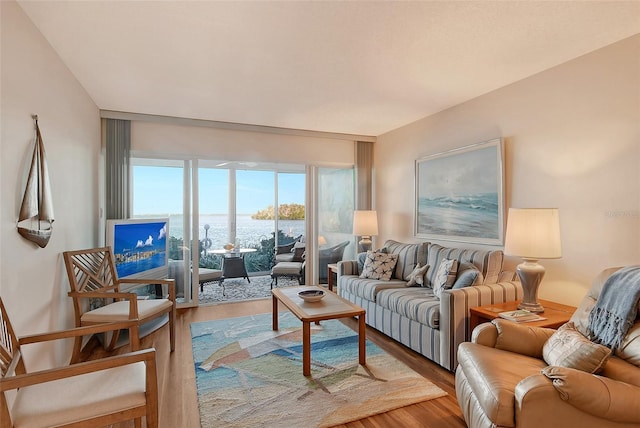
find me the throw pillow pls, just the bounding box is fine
[543,322,612,373]
[360,251,398,281]
[432,259,458,298]
[452,262,484,289]
[357,247,387,273]
[292,246,306,262]
[405,263,430,287]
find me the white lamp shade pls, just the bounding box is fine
[504,208,562,259]
[353,210,378,236]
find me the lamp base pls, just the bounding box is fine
[516,260,546,313]
[358,236,372,253]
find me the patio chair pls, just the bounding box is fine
[0,297,159,427]
[63,246,175,363]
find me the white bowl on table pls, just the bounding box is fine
[298,289,325,302]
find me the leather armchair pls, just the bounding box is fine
[455,267,640,428]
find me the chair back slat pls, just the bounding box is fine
[1,297,27,425]
[0,298,22,379]
[64,247,119,293]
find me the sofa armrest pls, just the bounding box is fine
[541,366,640,423]
[337,260,358,277]
[439,281,523,371]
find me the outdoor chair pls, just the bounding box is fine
[319,240,350,282]
[0,297,159,427]
[63,246,175,364]
[274,234,304,263]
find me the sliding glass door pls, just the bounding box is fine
[132,156,358,305]
[314,167,356,284]
[131,159,192,305]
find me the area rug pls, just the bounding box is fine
[199,275,299,305]
[191,312,447,428]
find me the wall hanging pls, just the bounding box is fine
[414,138,504,245]
[17,115,55,248]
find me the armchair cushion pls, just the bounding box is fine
[81,299,173,323]
[541,365,640,423]
[11,362,147,428]
[543,322,612,373]
[492,319,555,359]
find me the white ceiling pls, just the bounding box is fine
[17,1,640,137]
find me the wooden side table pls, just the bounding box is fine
[469,299,576,332]
[327,263,338,292]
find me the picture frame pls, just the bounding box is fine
[414,138,505,245]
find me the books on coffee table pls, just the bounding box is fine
[498,309,546,322]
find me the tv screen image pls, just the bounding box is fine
[106,218,169,280]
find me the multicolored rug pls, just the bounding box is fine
[190,312,447,428]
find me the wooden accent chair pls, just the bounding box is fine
[0,297,159,427]
[63,247,175,363]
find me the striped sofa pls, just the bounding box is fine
[337,240,522,371]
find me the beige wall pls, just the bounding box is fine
[376,35,640,306]
[1,1,101,368]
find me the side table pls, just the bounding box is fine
[327,263,338,292]
[469,299,576,332]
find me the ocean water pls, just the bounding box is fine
[168,214,305,248]
[116,252,166,277]
[417,193,499,239]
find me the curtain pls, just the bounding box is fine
[105,119,131,219]
[355,140,374,210]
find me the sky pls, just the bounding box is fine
[132,166,305,215]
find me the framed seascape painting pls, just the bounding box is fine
[414,138,505,245]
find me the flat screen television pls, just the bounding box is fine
[106,218,170,282]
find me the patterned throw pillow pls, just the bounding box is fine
[357,247,387,273]
[404,263,430,287]
[360,251,399,281]
[433,259,459,298]
[543,322,612,373]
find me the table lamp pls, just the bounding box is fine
[353,210,378,252]
[504,208,562,313]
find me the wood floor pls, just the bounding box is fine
[83,298,467,428]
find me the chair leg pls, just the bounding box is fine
[169,306,176,352]
[130,325,141,352]
[70,335,83,364]
[105,328,121,352]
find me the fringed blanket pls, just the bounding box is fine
[588,266,640,350]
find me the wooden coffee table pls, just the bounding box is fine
[469,299,576,332]
[272,285,366,376]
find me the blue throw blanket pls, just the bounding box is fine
[588,266,640,350]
